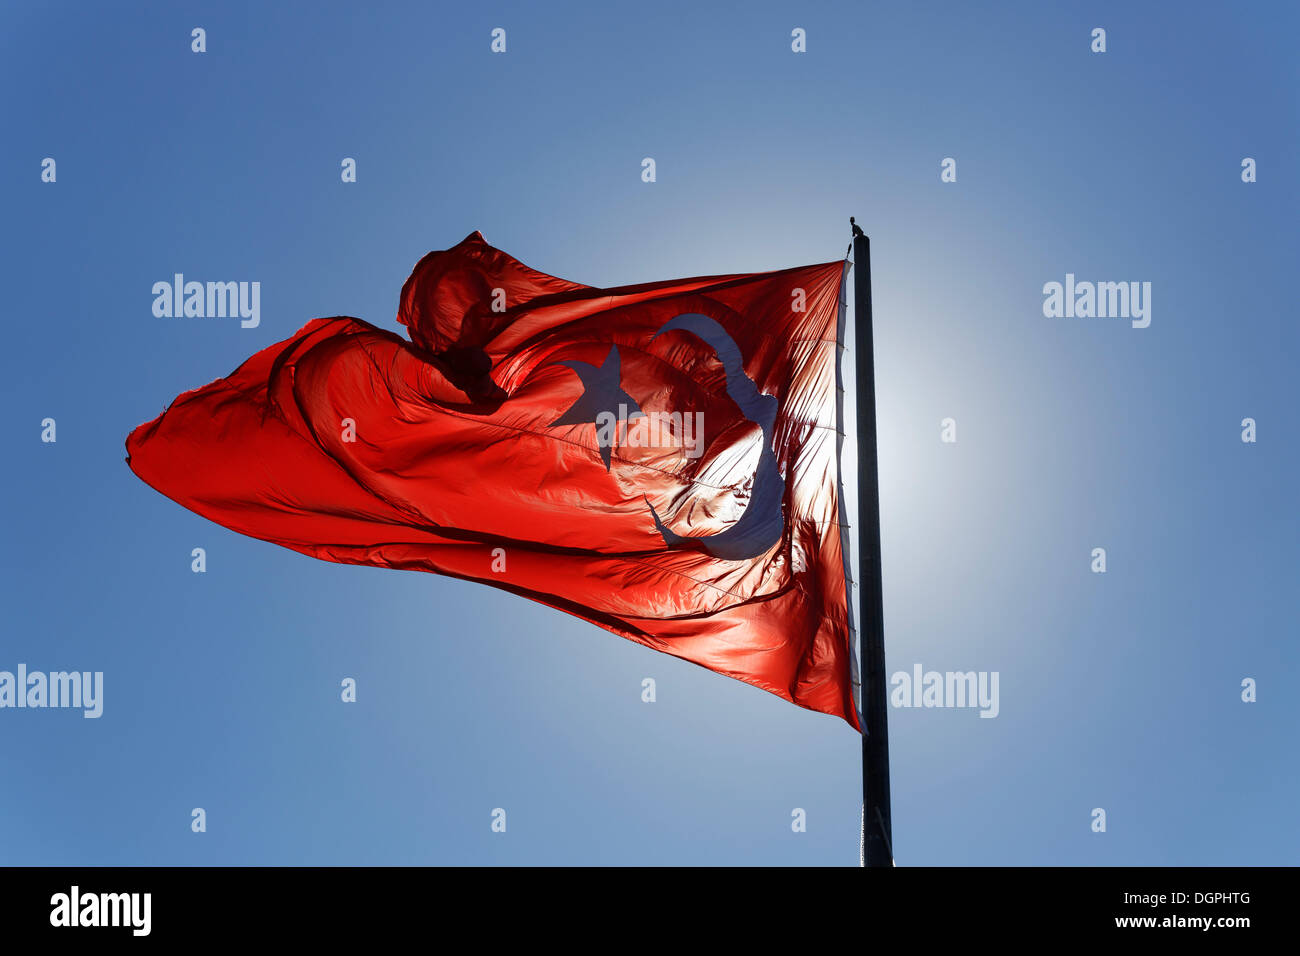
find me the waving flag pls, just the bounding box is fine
[126,233,859,727]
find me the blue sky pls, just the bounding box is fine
[1,1,1295,865]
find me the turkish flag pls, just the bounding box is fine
[126,233,860,728]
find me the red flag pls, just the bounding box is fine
[126,233,859,728]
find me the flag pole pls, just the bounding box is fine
[852,219,893,866]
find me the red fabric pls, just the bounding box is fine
[126,232,858,728]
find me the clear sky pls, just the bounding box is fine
[2,0,1295,865]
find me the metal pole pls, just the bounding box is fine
[854,224,893,866]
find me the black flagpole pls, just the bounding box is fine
[852,218,893,866]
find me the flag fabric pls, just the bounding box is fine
[126,232,860,728]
